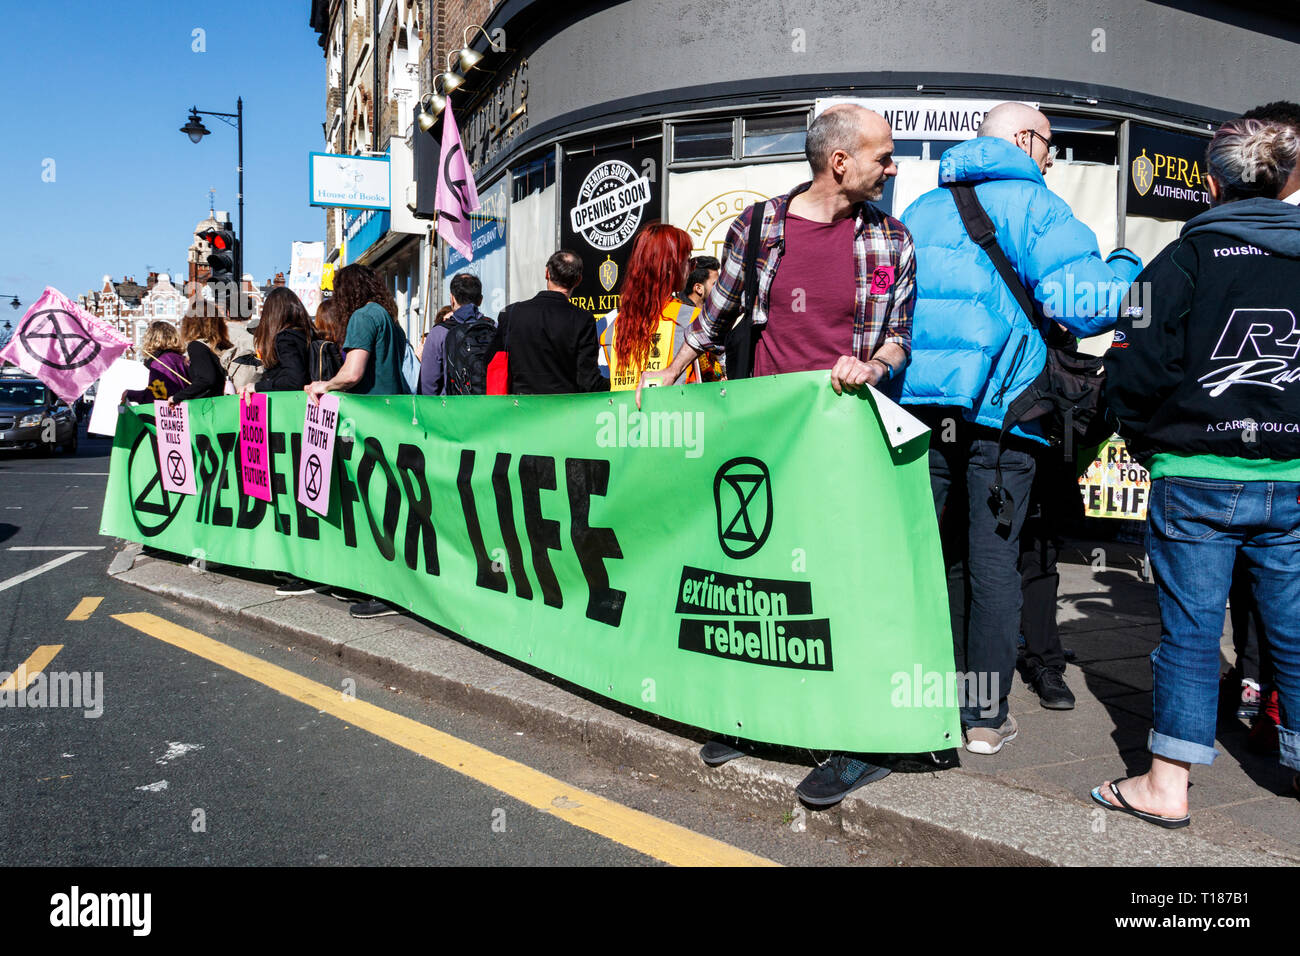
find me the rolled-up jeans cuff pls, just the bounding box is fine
[1149,729,1218,766]
[1278,725,1300,772]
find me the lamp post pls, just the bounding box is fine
[180,100,244,306]
[1,294,20,311]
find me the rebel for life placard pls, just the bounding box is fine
[297,394,339,516]
[239,393,272,503]
[103,377,958,753]
[560,140,662,319]
[153,400,196,495]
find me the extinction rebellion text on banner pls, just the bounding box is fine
[101,376,960,752]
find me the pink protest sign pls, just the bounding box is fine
[153,401,196,495]
[239,392,272,502]
[298,394,340,516]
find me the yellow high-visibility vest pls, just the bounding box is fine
[602,300,700,391]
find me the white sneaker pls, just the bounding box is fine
[963,715,1018,755]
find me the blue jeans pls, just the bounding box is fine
[1146,477,1300,771]
[927,417,1037,730]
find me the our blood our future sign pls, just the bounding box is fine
[239,393,272,502]
[154,400,196,495]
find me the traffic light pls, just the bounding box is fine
[200,228,237,284]
[198,227,239,315]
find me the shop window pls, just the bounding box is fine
[674,120,734,162]
[891,140,961,160]
[1044,114,1120,165]
[743,114,807,157]
[512,152,555,203]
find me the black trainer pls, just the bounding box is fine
[274,575,317,596]
[795,754,890,807]
[1032,667,1076,710]
[700,738,746,767]
[350,599,398,619]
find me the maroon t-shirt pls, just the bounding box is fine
[753,212,856,377]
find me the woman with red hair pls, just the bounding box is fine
[601,223,706,391]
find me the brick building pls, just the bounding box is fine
[309,1,498,344]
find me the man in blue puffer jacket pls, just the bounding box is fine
[900,102,1141,756]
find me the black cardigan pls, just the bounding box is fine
[256,330,311,392]
[170,341,226,402]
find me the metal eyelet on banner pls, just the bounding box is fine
[719,388,726,398]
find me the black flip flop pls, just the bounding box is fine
[1090,777,1190,829]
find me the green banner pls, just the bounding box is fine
[100,372,959,752]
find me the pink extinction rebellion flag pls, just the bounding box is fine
[434,104,481,261]
[0,287,131,403]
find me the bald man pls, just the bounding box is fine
[638,103,919,807]
[900,102,1141,755]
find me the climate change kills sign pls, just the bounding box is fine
[153,400,195,495]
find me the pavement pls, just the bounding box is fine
[108,537,1300,866]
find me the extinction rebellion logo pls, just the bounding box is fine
[674,458,834,671]
[126,417,185,537]
[714,457,772,559]
[569,160,652,251]
[19,308,102,370]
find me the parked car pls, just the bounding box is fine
[0,376,79,455]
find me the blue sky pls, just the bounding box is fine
[0,1,325,311]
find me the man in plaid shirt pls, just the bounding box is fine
[637,104,919,806]
[639,104,915,402]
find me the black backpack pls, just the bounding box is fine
[947,182,1113,527]
[309,337,343,383]
[723,201,767,380]
[443,319,498,395]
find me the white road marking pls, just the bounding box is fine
[0,552,87,594]
[9,546,105,551]
[155,742,204,765]
[135,780,169,792]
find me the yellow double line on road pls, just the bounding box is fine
[112,612,776,867]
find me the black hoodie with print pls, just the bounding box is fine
[1104,198,1300,461]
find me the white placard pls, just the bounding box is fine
[87,358,148,437]
[289,240,326,316]
[309,152,391,209]
[815,98,1038,141]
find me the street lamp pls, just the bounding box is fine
[179,109,210,143]
[1,294,20,310]
[437,51,466,95]
[180,100,244,309]
[452,24,496,73]
[416,74,454,133]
